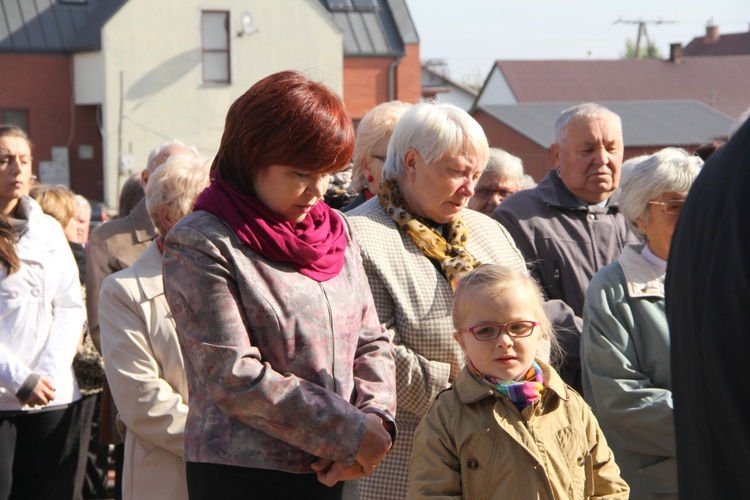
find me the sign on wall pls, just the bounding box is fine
[39,147,71,187]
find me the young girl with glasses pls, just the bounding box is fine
[407,264,629,499]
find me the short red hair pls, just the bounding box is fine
[213,71,355,194]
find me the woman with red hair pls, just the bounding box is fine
[162,71,396,499]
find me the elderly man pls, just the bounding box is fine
[493,103,636,389]
[86,140,200,351]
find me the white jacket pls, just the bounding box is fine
[0,196,85,411]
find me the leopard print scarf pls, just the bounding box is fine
[379,179,481,290]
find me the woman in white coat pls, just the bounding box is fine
[99,155,210,499]
[0,125,86,499]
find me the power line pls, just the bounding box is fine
[614,17,677,58]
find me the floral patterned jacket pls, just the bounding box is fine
[162,210,396,472]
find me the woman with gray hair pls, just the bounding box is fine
[581,147,703,499]
[99,154,210,499]
[346,102,544,499]
[467,147,524,216]
[342,100,411,212]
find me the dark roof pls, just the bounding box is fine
[478,100,734,148]
[683,30,750,56]
[0,0,126,53]
[486,56,750,118]
[318,0,417,56]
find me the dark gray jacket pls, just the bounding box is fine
[493,170,636,387]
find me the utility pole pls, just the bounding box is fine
[614,18,676,58]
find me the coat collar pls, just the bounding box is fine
[618,243,665,298]
[453,359,570,404]
[130,198,159,244]
[133,240,165,301]
[537,169,620,214]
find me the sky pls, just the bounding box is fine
[407,0,750,86]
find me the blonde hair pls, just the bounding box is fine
[453,264,561,365]
[145,155,211,237]
[29,184,76,227]
[351,100,412,193]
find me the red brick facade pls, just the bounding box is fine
[473,109,555,181]
[0,54,103,200]
[396,43,421,106]
[343,43,422,121]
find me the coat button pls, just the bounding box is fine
[587,213,596,221]
[31,289,40,297]
[577,456,585,467]
[467,459,479,470]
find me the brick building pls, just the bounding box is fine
[0,0,422,205]
[321,0,422,121]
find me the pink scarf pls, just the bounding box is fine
[193,178,347,282]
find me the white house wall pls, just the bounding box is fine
[476,67,518,108]
[424,86,476,112]
[73,52,105,105]
[97,0,343,207]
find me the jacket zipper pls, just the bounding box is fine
[319,282,336,394]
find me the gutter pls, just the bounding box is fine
[388,53,404,101]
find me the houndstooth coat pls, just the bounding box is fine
[346,198,529,499]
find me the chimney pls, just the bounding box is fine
[705,24,719,44]
[670,43,684,63]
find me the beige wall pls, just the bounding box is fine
[95,0,343,207]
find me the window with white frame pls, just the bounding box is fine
[201,11,230,83]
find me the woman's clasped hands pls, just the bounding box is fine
[311,413,392,487]
[20,375,56,408]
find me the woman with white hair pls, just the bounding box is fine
[99,155,210,500]
[581,147,703,499]
[342,100,411,212]
[345,102,536,499]
[467,147,524,216]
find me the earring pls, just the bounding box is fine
[367,175,374,182]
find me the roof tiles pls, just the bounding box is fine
[492,57,750,118]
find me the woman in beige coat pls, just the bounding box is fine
[99,155,209,499]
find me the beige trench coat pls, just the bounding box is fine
[409,361,629,499]
[100,242,189,500]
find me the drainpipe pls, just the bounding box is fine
[388,53,404,101]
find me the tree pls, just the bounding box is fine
[623,38,663,59]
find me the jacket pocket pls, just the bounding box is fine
[555,425,589,498]
[536,258,565,303]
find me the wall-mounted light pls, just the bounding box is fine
[238,11,258,37]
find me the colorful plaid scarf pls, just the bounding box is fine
[470,360,545,412]
[379,179,481,290]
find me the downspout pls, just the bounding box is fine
[388,53,404,101]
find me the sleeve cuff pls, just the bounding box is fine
[15,373,40,402]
